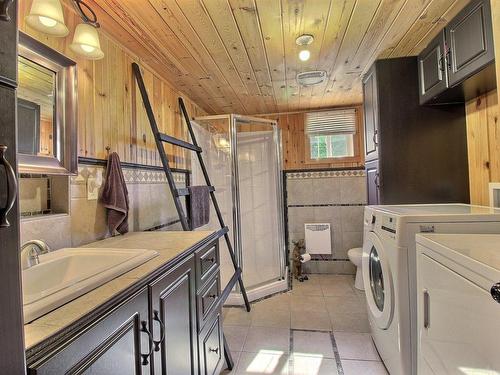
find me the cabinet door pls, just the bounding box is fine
[0,0,17,87]
[446,0,495,87]
[362,65,379,161]
[365,159,380,205]
[150,256,198,375]
[418,31,448,104]
[417,254,500,373]
[29,288,152,375]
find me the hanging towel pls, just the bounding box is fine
[188,185,210,229]
[100,152,129,235]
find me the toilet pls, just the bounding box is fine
[348,247,364,290]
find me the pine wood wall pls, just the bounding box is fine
[263,108,364,170]
[18,0,206,169]
[466,90,499,205]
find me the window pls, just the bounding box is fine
[306,108,357,160]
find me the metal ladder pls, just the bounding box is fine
[132,62,250,369]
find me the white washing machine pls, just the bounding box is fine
[362,204,500,375]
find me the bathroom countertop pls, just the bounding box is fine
[24,230,217,351]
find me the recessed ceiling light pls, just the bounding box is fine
[296,34,314,46]
[299,50,311,61]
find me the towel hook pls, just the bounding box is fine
[105,146,111,156]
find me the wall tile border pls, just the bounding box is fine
[286,169,365,180]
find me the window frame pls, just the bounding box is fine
[304,106,364,165]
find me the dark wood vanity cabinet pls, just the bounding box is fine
[27,238,224,375]
[417,0,495,104]
[28,288,150,375]
[149,256,198,375]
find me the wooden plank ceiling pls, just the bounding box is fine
[83,0,470,115]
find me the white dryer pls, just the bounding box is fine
[362,204,500,375]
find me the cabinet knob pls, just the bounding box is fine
[490,283,500,303]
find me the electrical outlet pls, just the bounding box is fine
[87,177,98,200]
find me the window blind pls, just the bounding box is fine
[305,108,357,135]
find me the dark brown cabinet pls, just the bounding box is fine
[28,288,150,375]
[27,239,224,375]
[365,160,380,206]
[150,257,198,375]
[446,0,495,86]
[363,57,469,205]
[417,0,495,105]
[362,65,379,161]
[418,31,448,104]
[0,1,26,373]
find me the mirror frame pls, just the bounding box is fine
[18,32,78,175]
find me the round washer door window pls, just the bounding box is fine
[369,246,385,312]
[362,231,394,329]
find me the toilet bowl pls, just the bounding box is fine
[348,247,364,290]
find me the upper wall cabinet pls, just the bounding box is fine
[418,0,496,105]
[418,31,448,104]
[446,0,495,86]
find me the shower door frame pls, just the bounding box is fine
[194,114,286,291]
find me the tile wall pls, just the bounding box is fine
[20,163,186,250]
[286,169,367,274]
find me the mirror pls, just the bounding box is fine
[18,32,78,175]
[18,56,56,157]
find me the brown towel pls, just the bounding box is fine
[100,152,129,235]
[188,185,210,229]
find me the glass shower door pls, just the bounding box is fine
[234,117,285,289]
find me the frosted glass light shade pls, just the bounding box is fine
[70,23,104,60]
[25,0,69,37]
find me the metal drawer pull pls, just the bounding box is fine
[373,130,378,146]
[490,283,500,303]
[152,310,165,352]
[204,256,216,263]
[140,320,154,365]
[423,289,430,329]
[209,347,219,354]
[0,145,17,228]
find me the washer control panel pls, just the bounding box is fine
[381,215,397,234]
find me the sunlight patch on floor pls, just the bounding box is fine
[246,350,287,374]
[292,352,325,375]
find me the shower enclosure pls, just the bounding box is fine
[192,114,286,304]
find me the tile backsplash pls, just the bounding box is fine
[20,162,186,250]
[286,169,367,274]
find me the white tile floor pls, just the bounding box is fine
[221,274,388,375]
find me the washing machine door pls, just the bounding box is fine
[362,231,394,329]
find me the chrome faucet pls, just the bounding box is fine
[20,240,51,270]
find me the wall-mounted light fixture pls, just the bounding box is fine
[25,0,69,37]
[296,34,314,62]
[25,0,104,60]
[70,0,104,60]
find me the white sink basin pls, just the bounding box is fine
[23,247,158,324]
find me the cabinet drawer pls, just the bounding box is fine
[199,313,223,375]
[197,273,221,329]
[196,242,219,288]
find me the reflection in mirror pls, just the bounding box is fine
[18,56,56,157]
[18,32,78,175]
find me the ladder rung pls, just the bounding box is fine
[159,132,201,152]
[176,186,215,196]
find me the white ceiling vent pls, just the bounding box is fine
[296,70,327,87]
